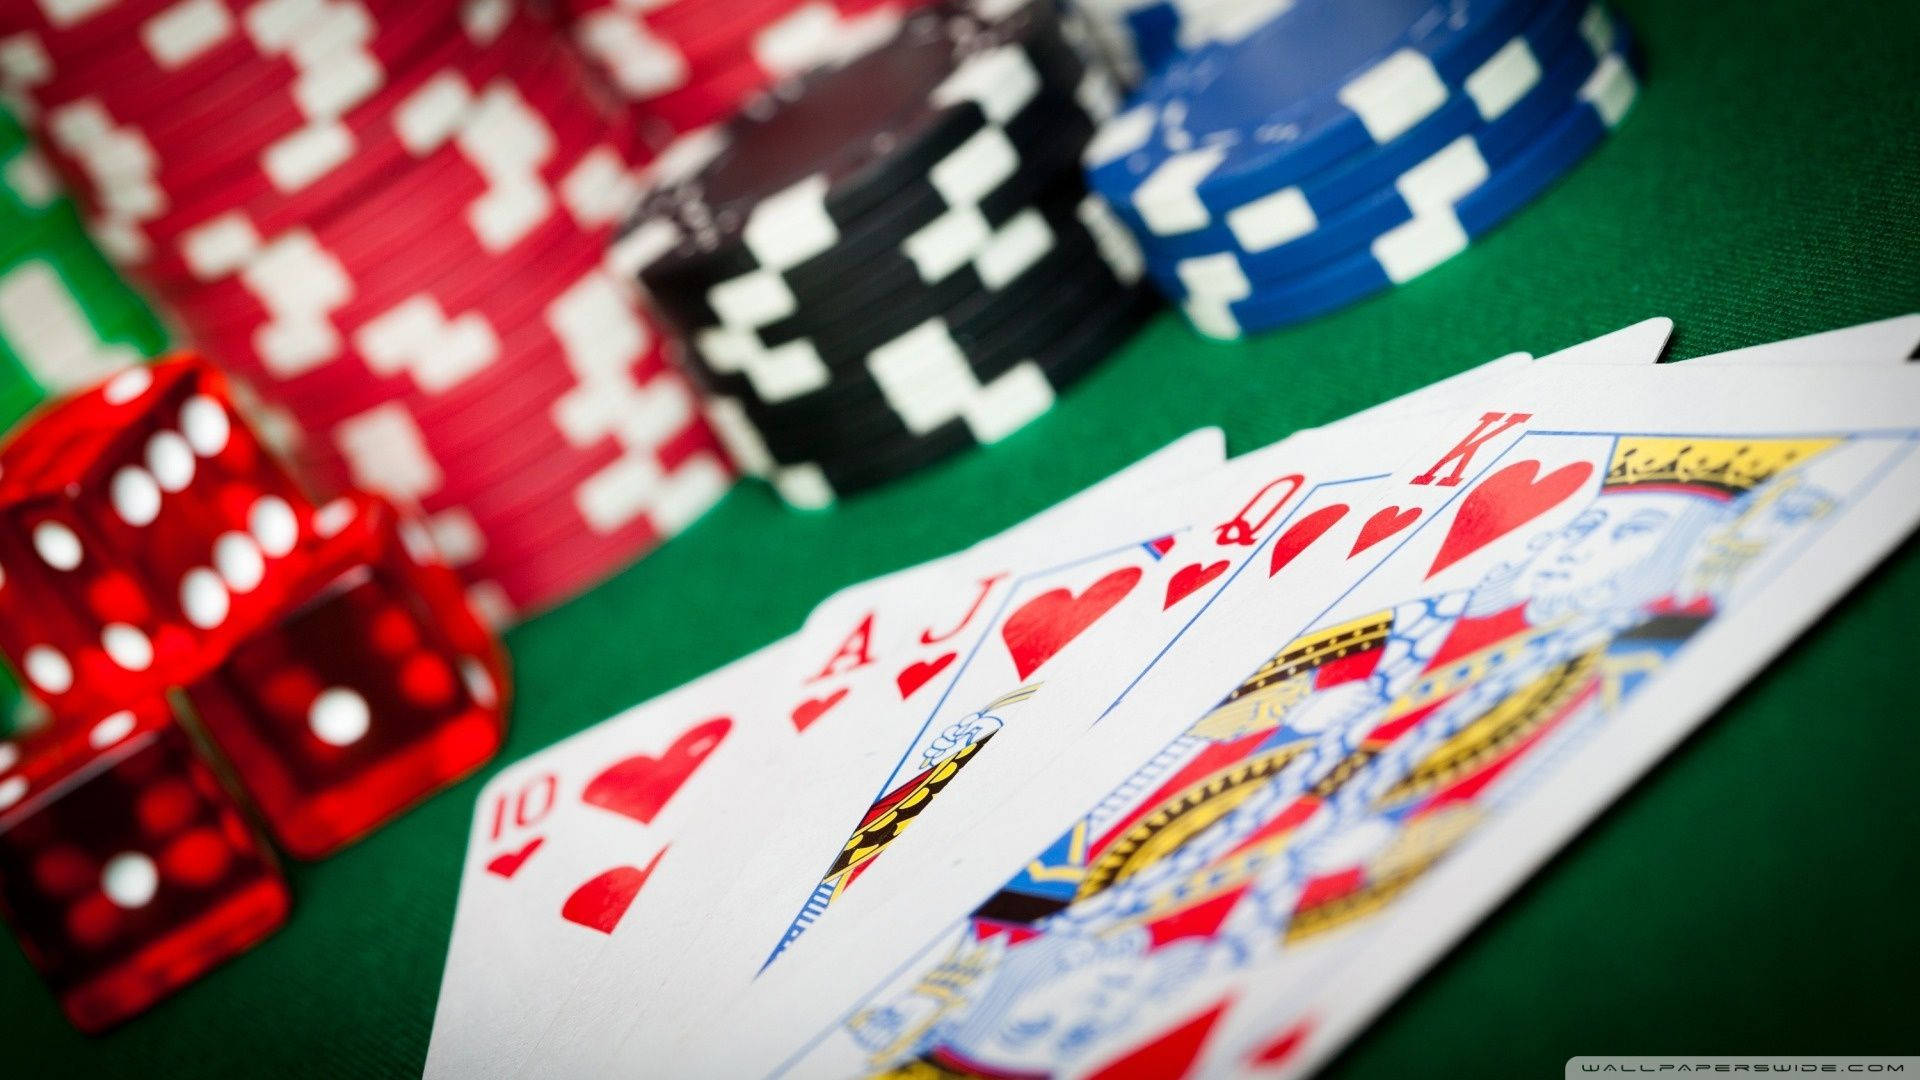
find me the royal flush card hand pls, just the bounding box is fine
[701,355,1919,1080]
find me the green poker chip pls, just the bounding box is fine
[0,104,171,435]
[0,140,68,241]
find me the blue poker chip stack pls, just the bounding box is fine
[1079,0,1641,339]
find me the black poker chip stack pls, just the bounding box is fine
[613,0,1153,509]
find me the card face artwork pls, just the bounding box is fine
[698,358,1919,1080]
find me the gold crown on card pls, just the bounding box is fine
[1602,436,1838,499]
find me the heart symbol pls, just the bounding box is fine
[485,837,543,879]
[1163,561,1227,609]
[1348,505,1421,557]
[1268,504,1349,577]
[1427,459,1594,579]
[1086,1000,1230,1080]
[790,687,847,733]
[1002,567,1142,681]
[896,652,956,699]
[1251,1019,1313,1067]
[581,717,731,825]
[1148,535,1176,557]
[560,848,667,935]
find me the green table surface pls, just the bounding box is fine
[7,0,1918,1074]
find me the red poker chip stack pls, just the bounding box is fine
[550,0,940,145]
[1,0,735,623]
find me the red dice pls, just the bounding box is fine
[0,356,510,1026]
[0,700,290,1033]
[187,495,509,858]
[0,362,319,718]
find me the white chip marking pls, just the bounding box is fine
[866,319,1054,441]
[355,295,501,392]
[707,268,799,329]
[933,44,1040,125]
[2,146,59,210]
[929,127,1019,209]
[545,271,726,536]
[394,71,472,153]
[0,262,141,391]
[235,230,350,376]
[1394,136,1490,214]
[1226,185,1315,253]
[1464,36,1542,120]
[1076,194,1144,285]
[0,776,25,812]
[426,509,483,567]
[0,742,15,774]
[455,82,556,250]
[1082,104,1156,170]
[1371,210,1469,283]
[143,0,234,69]
[1580,53,1638,129]
[1339,48,1449,143]
[973,209,1054,291]
[694,327,829,403]
[1134,145,1228,235]
[771,463,834,511]
[558,145,638,228]
[1175,251,1253,301]
[751,2,840,77]
[742,175,838,271]
[334,404,443,503]
[575,10,684,98]
[903,206,990,283]
[179,211,261,280]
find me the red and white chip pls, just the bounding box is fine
[550,0,932,146]
[5,0,737,620]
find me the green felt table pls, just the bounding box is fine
[6,0,1918,1074]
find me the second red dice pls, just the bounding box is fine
[185,496,510,859]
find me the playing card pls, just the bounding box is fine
[697,354,1920,1080]
[423,637,802,1080]
[625,318,1675,1075]
[499,429,1227,1075]
[1676,312,1919,368]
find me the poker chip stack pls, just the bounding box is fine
[551,0,939,149]
[0,0,734,622]
[616,0,1154,510]
[1083,0,1641,339]
[0,107,169,433]
[1063,0,1296,83]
